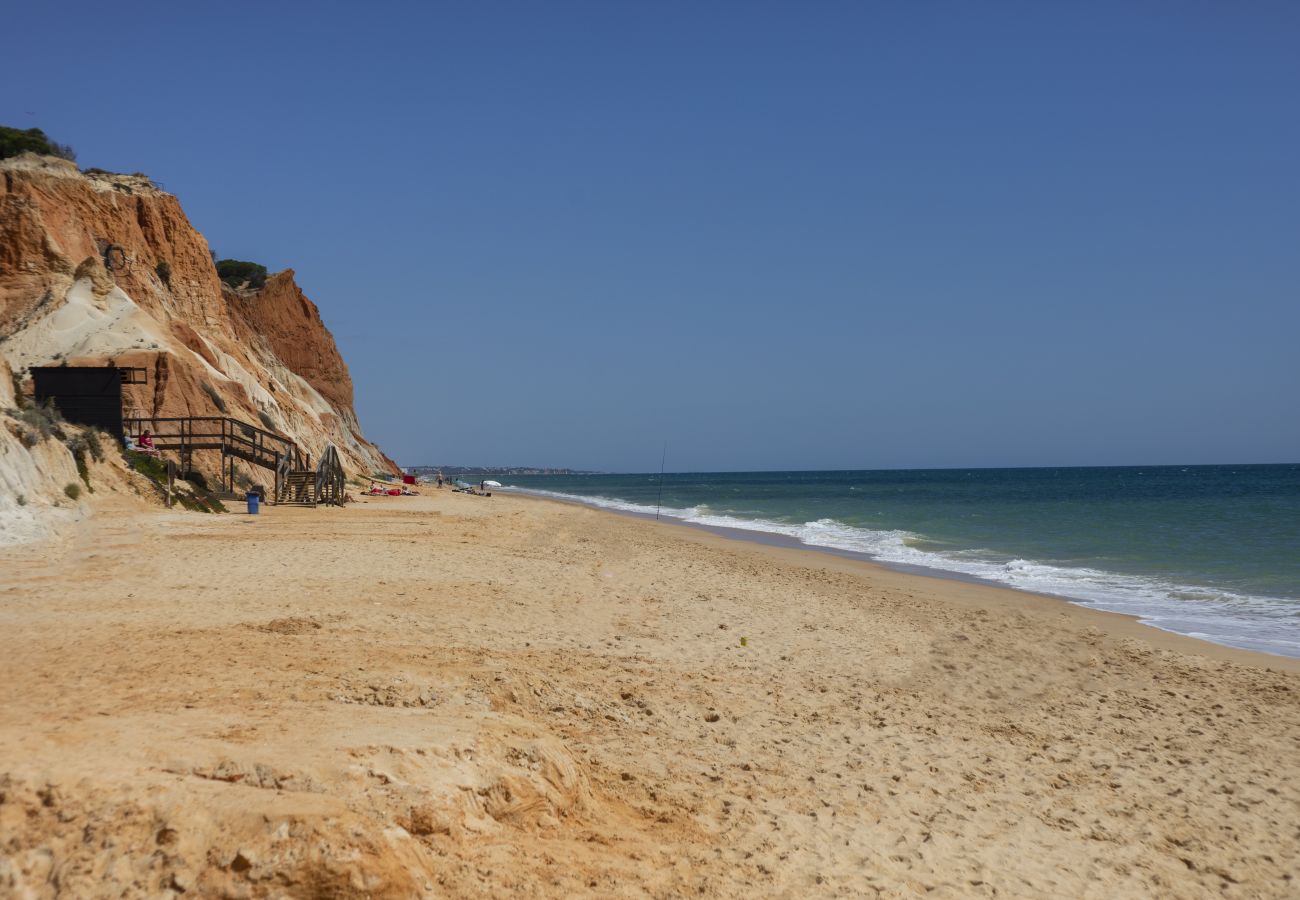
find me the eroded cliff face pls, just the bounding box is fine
[0,153,396,478]
[225,271,367,450]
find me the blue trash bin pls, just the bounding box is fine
[246,491,260,515]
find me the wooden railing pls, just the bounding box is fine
[123,416,307,470]
[315,445,345,507]
[123,416,309,496]
[121,417,347,508]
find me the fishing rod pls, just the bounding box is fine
[655,441,667,520]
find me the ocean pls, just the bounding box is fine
[502,465,1300,658]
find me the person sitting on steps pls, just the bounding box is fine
[129,430,161,457]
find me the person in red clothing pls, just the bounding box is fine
[138,430,155,451]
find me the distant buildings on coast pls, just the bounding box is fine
[405,465,598,477]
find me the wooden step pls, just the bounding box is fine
[278,469,318,507]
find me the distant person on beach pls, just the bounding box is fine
[436,474,443,488]
[138,430,155,451]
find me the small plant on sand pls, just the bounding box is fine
[63,483,81,501]
[175,493,209,513]
[129,451,169,482]
[740,636,748,647]
[128,452,223,514]
[155,260,172,287]
[257,410,278,431]
[16,494,26,506]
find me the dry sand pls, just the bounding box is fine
[0,488,1296,898]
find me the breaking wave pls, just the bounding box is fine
[504,485,1300,657]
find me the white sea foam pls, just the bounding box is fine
[504,486,1300,657]
[510,487,704,521]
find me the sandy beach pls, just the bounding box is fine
[1,488,1297,898]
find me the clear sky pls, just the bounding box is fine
[6,1,1298,472]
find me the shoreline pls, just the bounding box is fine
[503,486,1300,666]
[501,489,1300,671]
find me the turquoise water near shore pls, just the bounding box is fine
[503,465,1300,657]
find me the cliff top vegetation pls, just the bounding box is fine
[0,126,76,163]
[215,259,268,290]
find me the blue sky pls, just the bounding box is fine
[6,1,1298,471]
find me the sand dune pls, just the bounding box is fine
[1,490,1296,897]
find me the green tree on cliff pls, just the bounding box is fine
[0,126,76,162]
[215,259,269,290]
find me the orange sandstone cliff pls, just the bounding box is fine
[0,152,396,478]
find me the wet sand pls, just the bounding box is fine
[1,489,1296,897]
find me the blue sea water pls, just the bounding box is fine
[503,465,1300,658]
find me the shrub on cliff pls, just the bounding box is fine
[13,400,64,447]
[65,433,95,492]
[0,126,75,162]
[216,259,268,290]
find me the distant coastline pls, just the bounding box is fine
[404,464,601,477]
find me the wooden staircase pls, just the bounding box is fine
[278,469,318,506]
[123,416,346,508]
[124,416,307,494]
[275,445,345,507]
